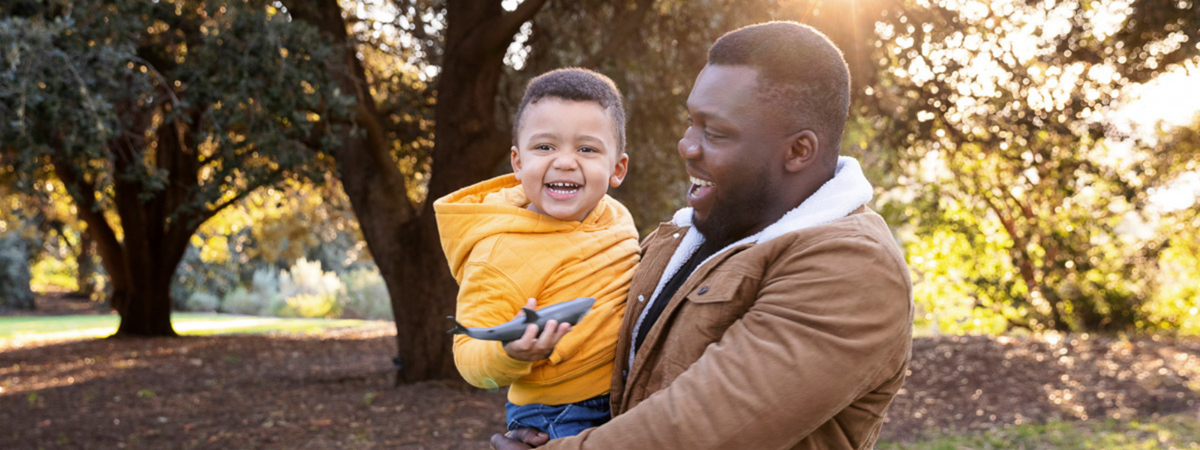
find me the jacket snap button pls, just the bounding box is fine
[672,232,680,238]
[698,286,708,295]
[637,295,645,302]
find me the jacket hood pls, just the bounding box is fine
[433,174,627,281]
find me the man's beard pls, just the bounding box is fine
[691,175,773,248]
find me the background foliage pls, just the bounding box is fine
[1,0,1198,339]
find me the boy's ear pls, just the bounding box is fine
[609,152,630,188]
[784,130,820,173]
[510,146,522,180]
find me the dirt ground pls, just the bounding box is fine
[3,297,1199,449]
[1,292,113,316]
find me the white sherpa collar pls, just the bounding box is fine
[672,155,873,245]
[629,156,874,367]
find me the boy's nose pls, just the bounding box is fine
[551,153,578,170]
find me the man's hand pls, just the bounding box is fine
[503,298,573,362]
[490,428,549,449]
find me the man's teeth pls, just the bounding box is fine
[690,176,715,187]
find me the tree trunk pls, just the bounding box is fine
[53,135,191,337]
[111,269,177,337]
[287,0,548,383]
[76,230,98,298]
[388,220,460,381]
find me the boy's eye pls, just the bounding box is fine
[534,144,553,151]
[579,146,598,153]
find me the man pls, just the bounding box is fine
[493,21,913,450]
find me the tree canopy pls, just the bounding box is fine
[1,0,1197,383]
[0,0,351,334]
[863,0,1200,333]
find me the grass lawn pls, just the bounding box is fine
[878,413,1200,450]
[0,313,384,342]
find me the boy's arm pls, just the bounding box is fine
[537,285,626,366]
[452,262,536,388]
[545,230,640,366]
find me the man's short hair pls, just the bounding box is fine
[708,21,850,160]
[513,68,627,151]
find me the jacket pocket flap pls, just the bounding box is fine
[685,275,743,304]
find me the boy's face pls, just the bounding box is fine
[511,98,628,222]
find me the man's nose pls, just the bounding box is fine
[678,128,701,160]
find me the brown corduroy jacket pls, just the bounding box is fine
[543,207,914,450]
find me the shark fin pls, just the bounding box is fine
[446,317,469,335]
[521,308,539,324]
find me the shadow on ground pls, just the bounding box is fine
[2,325,1198,448]
[1,331,506,450]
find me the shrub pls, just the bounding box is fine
[218,267,285,316]
[340,267,391,320]
[185,291,220,312]
[171,244,241,311]
[280,258,343,299]
[273,258,344,318]
[251,266,280,299]
[221,287,261,315]
[29,255,78,293]
[0,234,34,310]
[278,293,341,318]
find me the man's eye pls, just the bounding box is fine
[705,130,722,140]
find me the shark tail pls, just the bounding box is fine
[446,317,470,335]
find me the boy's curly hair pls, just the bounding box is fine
[513,68,626,151]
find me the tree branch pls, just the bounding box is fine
[482,0,550,55]
[406,0,435,51]
[581,0,655,68]
[206,169,285,224]
[50,152,123,276]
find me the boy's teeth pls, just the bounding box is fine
[690,176,715,187]
[547,182,580,194]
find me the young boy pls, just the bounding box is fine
[433,68,639,439]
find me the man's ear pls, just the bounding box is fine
[510,146,522,180]
[609,152,630,188]
[785,130,820,173]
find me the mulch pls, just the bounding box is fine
[2,297,1199,449]
[886,333,1200,441]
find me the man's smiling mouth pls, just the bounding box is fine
[688,175,716,203]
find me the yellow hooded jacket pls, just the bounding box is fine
[434,174,640,406]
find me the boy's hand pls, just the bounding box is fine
[503,298,573,362]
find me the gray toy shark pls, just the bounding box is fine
[447,297,597,342]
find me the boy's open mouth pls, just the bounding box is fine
[545,182,581,200]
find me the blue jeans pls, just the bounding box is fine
[505,394,611,439]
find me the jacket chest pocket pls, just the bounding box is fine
[662,271,758,369]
